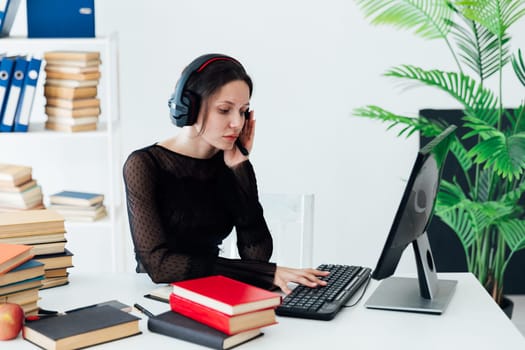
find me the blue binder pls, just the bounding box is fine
[0,56,15,132]
[27,0,95,38]
[14,57,42,132]
[0,0,22,37]
[0,56,27,132]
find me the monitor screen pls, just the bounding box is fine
[365,125,458,314]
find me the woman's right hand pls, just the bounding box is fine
[273,266,330,295]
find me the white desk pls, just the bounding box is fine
[9,272,525,349]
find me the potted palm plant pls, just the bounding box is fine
[353,0,525,307]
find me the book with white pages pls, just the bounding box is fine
[46,116,99,126]
[0,233,66,245]
[45,78,99,88]
[45,65,99,74]
[45,105,100,117]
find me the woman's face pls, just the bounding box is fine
[195,80,250,151]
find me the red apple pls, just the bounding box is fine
[0,303,24,340]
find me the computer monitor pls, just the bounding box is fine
[364,125,458,314]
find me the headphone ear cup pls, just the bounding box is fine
[183,90,201,126]
[169,90,201,127]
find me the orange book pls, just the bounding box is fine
[171,275,281,316]
[169,293,277,335]
[0,243,34,274]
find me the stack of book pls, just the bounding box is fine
[0,242,44,316]
[148,275,281,350]
[48,190,107,222]
[0,209,73,289]
[42,50,101,132]
[0,163,44,211]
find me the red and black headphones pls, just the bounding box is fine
[168,54,242,127]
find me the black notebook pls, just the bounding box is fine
[148,310,263,350]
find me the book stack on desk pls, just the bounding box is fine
[42,50,101,132]
[148,275,281,350]
[23,304,141,349]
[0,163,45,211]
[0,242,44,315]
[0,209,73,289]
[48,190,107,222]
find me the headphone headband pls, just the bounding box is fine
[168,54,241,127]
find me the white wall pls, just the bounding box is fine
[10,0,525,273]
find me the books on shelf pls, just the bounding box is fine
[44,85,97,99]
[0,242,33,274]
[44,51,100,62]
[0,184,44,210]
[44,121,98,132]
[0,163,32,187]
[0,163,45,211]
[171,275,282,316]
[23,304,142,350]
[50,190,103,206]
[49,190,107,222]
[43,50,101,132]
[169,292,277,335]
[148,310,263,350]
[46,96,100,109]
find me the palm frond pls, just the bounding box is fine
[435,204,477,249]
[352,105,444,137]
[355,0,454,39]
[512,49,525,86]
[449,135,474,173]
[500,177,525,204]
[477,167,492,201]
[458,0,525,37]
[501,105,525,134]
[468,132,525,180]
[385,65,499,115]
[498,219,525,253]
[447,16,511,80]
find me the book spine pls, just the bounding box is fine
[169,293,231,335]
[147,316,223,350]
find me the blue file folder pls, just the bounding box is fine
[0,0,21,37]
[27,0,95,38]
[0,56,27,132]
[14,57,42,132]
[0,56,15,130]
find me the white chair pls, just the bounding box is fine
[220,193,314,268]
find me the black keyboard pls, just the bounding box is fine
[275,264,372,320]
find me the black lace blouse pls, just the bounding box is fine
[122,144,276,289]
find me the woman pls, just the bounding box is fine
[123,54,328,294]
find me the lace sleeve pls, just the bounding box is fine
[122,150,215,283]
[229,160,274,261]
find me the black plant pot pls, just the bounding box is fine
[501,296,514,319]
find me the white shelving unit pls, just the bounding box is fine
[0,34,125,273]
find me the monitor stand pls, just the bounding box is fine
[365,232,457,314]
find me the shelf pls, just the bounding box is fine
[0,122,113,138]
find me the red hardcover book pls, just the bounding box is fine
[171,275,281,316]
[169,293,277,335]
[0,243,33,274]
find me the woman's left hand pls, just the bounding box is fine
[224,111,255,167]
